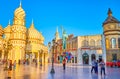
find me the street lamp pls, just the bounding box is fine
[49,39,56,73]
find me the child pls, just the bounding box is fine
[62,58,66,70]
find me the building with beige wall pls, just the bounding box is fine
[77,35,103,65]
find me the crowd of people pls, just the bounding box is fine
[0,58,106,78]
[0,59,17,71]
[61,58,106,77]
[0,58,42,72]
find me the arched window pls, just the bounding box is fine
[111,38,116,48]
[112,54,117,61]
[97,40,101,47]
[90,39,95,46]
[82,40,89,46]
[2,34,6,39]
[82,40,84,46]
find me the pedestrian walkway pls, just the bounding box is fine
[0,64,119,79]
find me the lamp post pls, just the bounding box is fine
[49,39,56,74]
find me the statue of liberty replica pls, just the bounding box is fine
[62,29,68,51]
[60,26,68,63]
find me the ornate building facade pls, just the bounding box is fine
[51,8,120,65]
[103,8,120,62]
[0,3,48,64]
[53,33,103,65]
[77,35,103,65]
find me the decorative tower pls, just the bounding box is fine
[9,2,27,63]
[103,8,120,62]
[0,25,4,59]
[55,27,60,42]
[4,20,11,41]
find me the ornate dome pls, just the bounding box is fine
[14,3,25,19]
[103,8,120,25]
[0,25,3,36]
[28,21,44,43]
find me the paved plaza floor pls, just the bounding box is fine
[0,63,120,79]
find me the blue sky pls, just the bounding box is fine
[0,0,120,45]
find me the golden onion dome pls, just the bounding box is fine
[40,32,44,41]
[4,21,11,33]
[0,25,3,36]
[28,21,44,43]
[14,3,25,19]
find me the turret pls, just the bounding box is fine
[13,1,25,26]
[55,27,60,42]
[103,8,120,62]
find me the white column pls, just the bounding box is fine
[96,54,99,60]
[102,35,106,63]
[89,54,91,65]
[37,52,39,64]
[78,49,83,65]
[2,50,4,60]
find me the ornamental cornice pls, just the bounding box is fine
[10,39,26,41]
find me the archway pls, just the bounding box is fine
[82,53,89,64]
[91,54,96,61]
[112,54,117,61]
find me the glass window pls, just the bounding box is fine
[106,38,109,49]
[90,39,95,46]
[82,40,89,46]
[112,54,117,61]
[111,38,116,48]
[97,40,101,47]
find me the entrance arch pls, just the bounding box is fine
[82,53,89,64]
[112,54,117,61]
[91,54,96,61]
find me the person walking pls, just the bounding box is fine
[9,60,12,71]
[99,59,106,76]
[13,60,16,70]
[62,58,66,70]
[91,59,95,73]
[95,60,98,74]
[7,60,12,79]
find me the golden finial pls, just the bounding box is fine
[108,8,112,17]
[32,19,34,25]
[30,19,34,28]
[56,26,58,32]
[8,20,10,25]
[20,0,22,7]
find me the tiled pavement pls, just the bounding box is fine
[0,63,120,79]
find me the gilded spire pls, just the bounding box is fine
[8,20,10,25]
[108,8,112,17]
[55,26,60,41]
[30,19,34,28]
[14,0,25,25]
[20,0,22,7]
[56,26,58,33]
